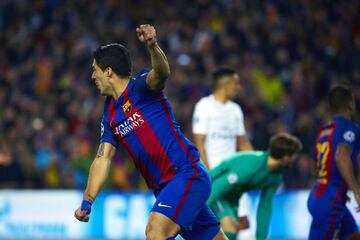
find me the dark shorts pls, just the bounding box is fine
[152,161,220,239]
[308,188,358,240]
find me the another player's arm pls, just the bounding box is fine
[237,135,253,151]
[192,102,210,169]
[335,144,360,205]
[136,24,170,91]
[83,142,116,202]
[235,108,253,151]
[256,184,278,240]
[193,134,210,169]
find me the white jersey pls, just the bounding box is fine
[192,95,246,168]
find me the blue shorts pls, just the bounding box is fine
[308,188,358,240]
[152,161,220,239]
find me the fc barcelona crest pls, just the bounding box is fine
[122,100,132,114]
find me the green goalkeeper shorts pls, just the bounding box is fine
[208,198,239,222]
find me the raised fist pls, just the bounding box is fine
[136,24,157,47]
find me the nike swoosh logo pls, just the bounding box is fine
[158,202,172,208]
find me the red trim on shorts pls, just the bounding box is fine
[172,163,199,222]
[325,185,344,240]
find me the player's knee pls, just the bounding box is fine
[145,229,158,240]
[145,222,175,240]
[146,212,180,239]
[145,223,159,240]
[220,217,238,233]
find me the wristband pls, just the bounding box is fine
[81,199,92,214]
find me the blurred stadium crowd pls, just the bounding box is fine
[0,0,359,190]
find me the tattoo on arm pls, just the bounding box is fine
[96,143,105,158]
[87,194,95,204]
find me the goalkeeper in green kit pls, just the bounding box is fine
[207,133,302,240]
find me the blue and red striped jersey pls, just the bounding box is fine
[313,115,360,197]
[100,68,200,189]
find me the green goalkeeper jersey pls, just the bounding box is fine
[207,151,283,240]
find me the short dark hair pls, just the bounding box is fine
[328,86,353,113]
[93,43,132,77]
[269,133,302,159]
[212,67,236,87]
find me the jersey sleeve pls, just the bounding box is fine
[99,116,119,149]
[132,68,162,95]
[256,183,280,240]
[334,124,358,150]
[235,105,246,136]
[192,100,209,135]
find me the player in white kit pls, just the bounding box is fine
[192,67,253,238]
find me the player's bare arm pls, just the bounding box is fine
[74,142,116,222]
[136,24,170,91]
[237,135,253,151]
[193,134,210,169]
[84,142,116,200]
[335,143,360,208]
